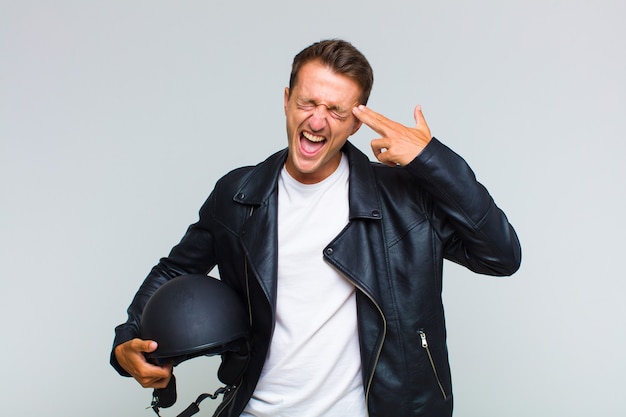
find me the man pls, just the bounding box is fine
[111,39,521,417]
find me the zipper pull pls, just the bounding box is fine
[419,330,428,348]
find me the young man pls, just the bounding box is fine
[112,39,521,417]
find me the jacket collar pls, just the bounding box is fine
[233,141,383,221]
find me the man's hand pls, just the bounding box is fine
[352,104,432,167]
[114,338,173,389]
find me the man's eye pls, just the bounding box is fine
[331,111,348,121]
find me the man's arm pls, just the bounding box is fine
[111,192,220,384]
[353,104,521,275]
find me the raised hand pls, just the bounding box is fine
[352,104,432,167]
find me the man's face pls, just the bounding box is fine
[284,60,363,184]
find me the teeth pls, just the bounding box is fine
[302,131,325,142]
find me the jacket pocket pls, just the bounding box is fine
[418,329,448,400]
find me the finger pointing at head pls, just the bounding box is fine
[352,104,432,166]
[352,105,398,136]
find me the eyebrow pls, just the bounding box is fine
[297,97,351,114]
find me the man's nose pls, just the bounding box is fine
[309,105,329,132]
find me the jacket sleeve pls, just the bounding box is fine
[406,138,521,276]
[110,190,220,376]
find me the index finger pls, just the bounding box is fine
[352,105,397,136]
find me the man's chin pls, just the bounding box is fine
[285,159,326,183]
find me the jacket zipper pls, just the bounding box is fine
[418,329,448,400]
[349,279,387,414]
[213,263,250,417]
[244,206,255,327]
[213,384,241,417]
[215,207,256,417]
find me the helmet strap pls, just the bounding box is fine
[149,382,235,417]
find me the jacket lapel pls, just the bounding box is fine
[231,143,386,313]
[340,142,386,306]
[233,149,287,311]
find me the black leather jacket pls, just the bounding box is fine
[111,138,521,417]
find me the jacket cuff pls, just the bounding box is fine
[109,324,137,377]
[408,137,444,168]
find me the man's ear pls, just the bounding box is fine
[350,119,363,136]
[283,87,290,114]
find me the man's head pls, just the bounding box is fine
[284,40,374,184]
[288,39,373,106]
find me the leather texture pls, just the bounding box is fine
[112,138,521,417]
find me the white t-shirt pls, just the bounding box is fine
[242,154,367,417]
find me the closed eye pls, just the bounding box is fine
[296,99,349,121]
[330,110,349,121]
[297,103,316,111]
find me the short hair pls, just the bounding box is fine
[289,39,374,105]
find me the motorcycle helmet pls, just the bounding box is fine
[139,274,250,417]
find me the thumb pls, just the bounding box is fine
[413,105,425,127]
[138,339,158,353]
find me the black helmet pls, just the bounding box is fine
[139,274,250,417]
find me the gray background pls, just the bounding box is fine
[1,1,624,416]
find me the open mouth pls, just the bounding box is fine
[300,131,326,155]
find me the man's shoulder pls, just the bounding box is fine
[228,147,286,175]
[213,148,288,198]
